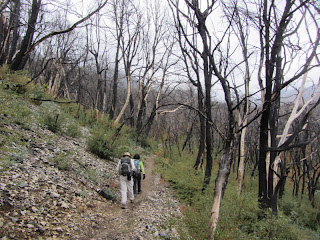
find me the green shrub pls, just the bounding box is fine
[86,168,99,183]
[130,132,152,149]
[113,145,131,159]
[279,193,320,230]
[52,152,72,171]
[0,156,15,170]
[64,122,82,138]
[157,150,203,204]
[44,114,61,133]
[158,145,319,240]
[86,130,114,159]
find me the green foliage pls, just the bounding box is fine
[52,152,72,171]
[157,146,319,240]
[0,156,15,170]
[156,148,204,202]
[63,121,82,138]
[0,79,33,128]
[85,119,148,159]
[86,168,99,183]
[79,190,88,198]
[279,193,320,230]
[76,109,97,126]
[178,193,211,240]
[155,148,211,239]
[133,132,151,149]
[0,65,48,99]
[0,65,29,93]
[216,186,260,240]
[86,129,114,159]
[29,85,49,105]
[40,102,82,138]
[43,113,62,133]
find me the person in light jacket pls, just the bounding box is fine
[116,152,136,209]
[132,153,145,195]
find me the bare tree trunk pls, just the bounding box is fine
[114,74,131,125]
[0,0,21,65]
[109,63,118,119]
[10,0,41,71]
[7,0,20,64]
[209,135,234,239]
[109,14,122,119]
[234,4,251,195]
[182,118,194,152]
[194,86,206,170]
[237,122,247,195]
[129,93,135,127]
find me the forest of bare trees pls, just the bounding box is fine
[0,0,319,239]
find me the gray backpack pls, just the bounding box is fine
[119,158,131,176]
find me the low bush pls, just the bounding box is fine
[44,113,61,133]
[52,152,72,171]
[86,130,114,159]
[279,193,320,230]
[63,122,82,138]
[156,147,320,240]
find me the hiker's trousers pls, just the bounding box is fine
[133,173,142,194]
[120,175,134,205]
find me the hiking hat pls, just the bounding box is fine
[123,152,131,157]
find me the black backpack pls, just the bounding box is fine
[119,157,131,176]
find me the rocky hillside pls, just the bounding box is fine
[0,88,184,239]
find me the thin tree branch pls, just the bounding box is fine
[24,0,109,56]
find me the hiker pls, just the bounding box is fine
[116,152,136,209]
[132,153,145,195]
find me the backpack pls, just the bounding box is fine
[134,159,141,174]
[119,158,131,176]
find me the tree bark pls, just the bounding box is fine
[209,132,234,239]
[10,0,41,71]
[114,73,131,125]
[109,0,123,119]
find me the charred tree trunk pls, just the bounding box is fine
[182,119,194,152]
[0,0,21,65]
[10,0,41,71]
[194,87,206,170]
[109,54,119,119]
[136,86,147,133]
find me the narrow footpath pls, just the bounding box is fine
[76,155,183,240]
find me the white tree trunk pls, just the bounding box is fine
[114,74,131,125]
[273,71,320,192]
[237,122,247,195]
[209,145,233,240]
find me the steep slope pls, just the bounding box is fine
[0,90,183,239]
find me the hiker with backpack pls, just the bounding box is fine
[116,152,136,209]
[132,153,145,195]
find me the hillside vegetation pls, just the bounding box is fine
[0,68,319,240]
[155,148,320,240]
[0,67,184,239]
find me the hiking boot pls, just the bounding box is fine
[130,199,134,203]
[137,191,142,194]
[121,204,126,209]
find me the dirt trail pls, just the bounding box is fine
[76,155,181,240]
